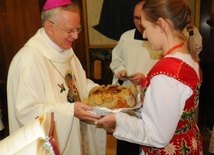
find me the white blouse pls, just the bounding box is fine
[113,52,200,148]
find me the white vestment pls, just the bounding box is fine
[7,28,106,155]
[110,29,162,91]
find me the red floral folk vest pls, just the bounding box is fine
[140,57,203,155]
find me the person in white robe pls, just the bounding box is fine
[110,1,162,93]
[7,0,106,154]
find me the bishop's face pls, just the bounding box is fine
[46,10,82,50]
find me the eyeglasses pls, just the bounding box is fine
[133,16,141,21]
[49,20,82,35]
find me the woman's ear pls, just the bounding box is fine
[157,18,168,33]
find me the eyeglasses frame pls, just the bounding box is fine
[48,20,82,35]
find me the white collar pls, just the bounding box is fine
[42,29,64,53]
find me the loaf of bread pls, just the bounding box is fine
[83,84,138,109]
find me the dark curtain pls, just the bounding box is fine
[93,0,142,41]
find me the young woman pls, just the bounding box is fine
[97,0,203,154]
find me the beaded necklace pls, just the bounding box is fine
[164,42,184,56]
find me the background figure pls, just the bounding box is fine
[110,1,162,154]
[99,0,203,154]
[7,0,106,155]
[110,1,162,90]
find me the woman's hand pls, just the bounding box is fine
[97,113,116,128]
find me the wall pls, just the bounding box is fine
[0,0,41,81]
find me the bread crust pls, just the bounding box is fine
[83,84,138,109]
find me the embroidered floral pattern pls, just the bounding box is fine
[179,139,191,154]
[57,83,66,93]
[164,143,176,155]
[194,84,200,107]
[141,57,203,155]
